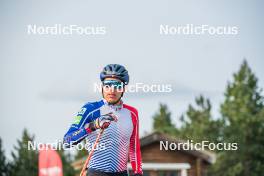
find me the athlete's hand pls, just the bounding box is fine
[95,113,118,129]
[86,113,118,132]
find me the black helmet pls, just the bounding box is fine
[100,64,129,85]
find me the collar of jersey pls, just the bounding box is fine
[102,98,123,111]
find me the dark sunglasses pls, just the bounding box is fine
[102,80,124,89]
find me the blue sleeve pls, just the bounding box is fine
[63,102,101,147]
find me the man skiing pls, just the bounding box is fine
[63,64,143,176]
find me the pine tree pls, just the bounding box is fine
[211,60,264,176]
[153,103,176,134]
[8,129,38,176]
[179,95,222,144]
[0,138,9,176]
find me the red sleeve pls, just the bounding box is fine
[124,104,143,175]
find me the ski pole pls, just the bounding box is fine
[80,129,104,176]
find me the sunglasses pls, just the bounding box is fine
[102,80,124,90]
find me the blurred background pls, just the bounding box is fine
[0,0,263,176]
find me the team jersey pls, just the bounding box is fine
[63,99,143,174]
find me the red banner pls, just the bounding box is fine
[38,145,63,176]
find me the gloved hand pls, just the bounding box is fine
[86,113,118,132]
[133,174,143,176]
[95,113,118,129]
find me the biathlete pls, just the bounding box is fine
[63,64,143,176]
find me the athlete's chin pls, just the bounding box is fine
[108,99,118,103]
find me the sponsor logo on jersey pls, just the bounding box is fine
[73,115,82,124]
[77,108,86,115]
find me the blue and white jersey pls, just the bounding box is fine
[63,99,143,174]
